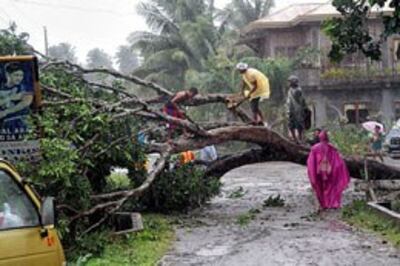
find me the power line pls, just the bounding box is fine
[13,0,137,16]
[6,2,43,35]
[9,1,43,29]
[9,0,111,48]
[10,0,140,33]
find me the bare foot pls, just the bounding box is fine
[316,207,325,217]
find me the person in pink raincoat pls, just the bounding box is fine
[307,131,350,211]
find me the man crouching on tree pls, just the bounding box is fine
[163,87,198,139]
[236,62,270,126]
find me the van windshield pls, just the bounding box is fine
[0,170,40,230]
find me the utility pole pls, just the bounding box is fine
[43,26,49,56]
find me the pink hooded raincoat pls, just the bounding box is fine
[307,131,350,209]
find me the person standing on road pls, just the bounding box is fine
[307,131,350,212]
[236,62,270,126]
[286,75,308,143]
[370,125,384,163]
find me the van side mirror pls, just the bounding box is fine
[40,197,55,226]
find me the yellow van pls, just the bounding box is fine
[0,160,66,266]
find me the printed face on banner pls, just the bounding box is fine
[0,60,36,141]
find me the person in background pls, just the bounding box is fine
[163,87,198,139]
[307,128,322,146]
[370,125,384,163]
[307,131,350,213]
[236,62,270,126]
[286,75,308,143]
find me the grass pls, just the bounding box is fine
[228,186,247,199]
[342,200,400,246]
[236,208,260,227]
[262,195,285,208]
[236,213,255,227]
[79,214,175,266]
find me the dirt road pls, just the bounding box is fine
[160,162,400,266]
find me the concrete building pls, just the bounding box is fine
[240,2,400,127]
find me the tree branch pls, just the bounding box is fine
[41,60,173,97]
[73,148,171,222]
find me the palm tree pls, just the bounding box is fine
[130,1,273,89]
[129,0,218,89]
[221,0,275,29]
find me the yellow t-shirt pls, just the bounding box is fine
[242,68,270,100]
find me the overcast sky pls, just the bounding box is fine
[0,0,327,64]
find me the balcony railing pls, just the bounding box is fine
[296,60,400,89]
[320,62,400,84]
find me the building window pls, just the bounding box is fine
[287,47,298,57]
[393,39,400,62]
[344,103,369,124]
[275,47,286,57]
[0,170,40,230]
[274,46,299,58]
[312,29,319,48]
[394,101,400,120]
[308,104,316,128]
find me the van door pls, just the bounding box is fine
[0,169,61,266]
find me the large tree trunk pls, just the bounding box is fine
[171,126,400,180]
[205,147,400,180]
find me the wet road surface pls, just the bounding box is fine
[160,162,400,266]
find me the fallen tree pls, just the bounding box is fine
[30,53,400,237]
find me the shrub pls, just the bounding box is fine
[106,171,131,191]
[136,163,221,212]
[328,125,370,157]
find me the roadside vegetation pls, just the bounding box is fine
[236,208,260,227]
[342,200,400,247]
[329,125,370,157]
[72,214,174,266]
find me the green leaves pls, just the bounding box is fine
[11,66,148,247]
[139,163,221,212]
[326,0,400,61]
[0,23,31,56]
[222,0,275,29]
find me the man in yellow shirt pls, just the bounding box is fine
[236,62,270,125]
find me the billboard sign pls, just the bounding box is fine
[0,56,41,163]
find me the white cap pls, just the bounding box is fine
[236,62,248,71]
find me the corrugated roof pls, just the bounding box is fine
[256,3,323,23]
[306,2,339,17]
[243,1,393,33]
